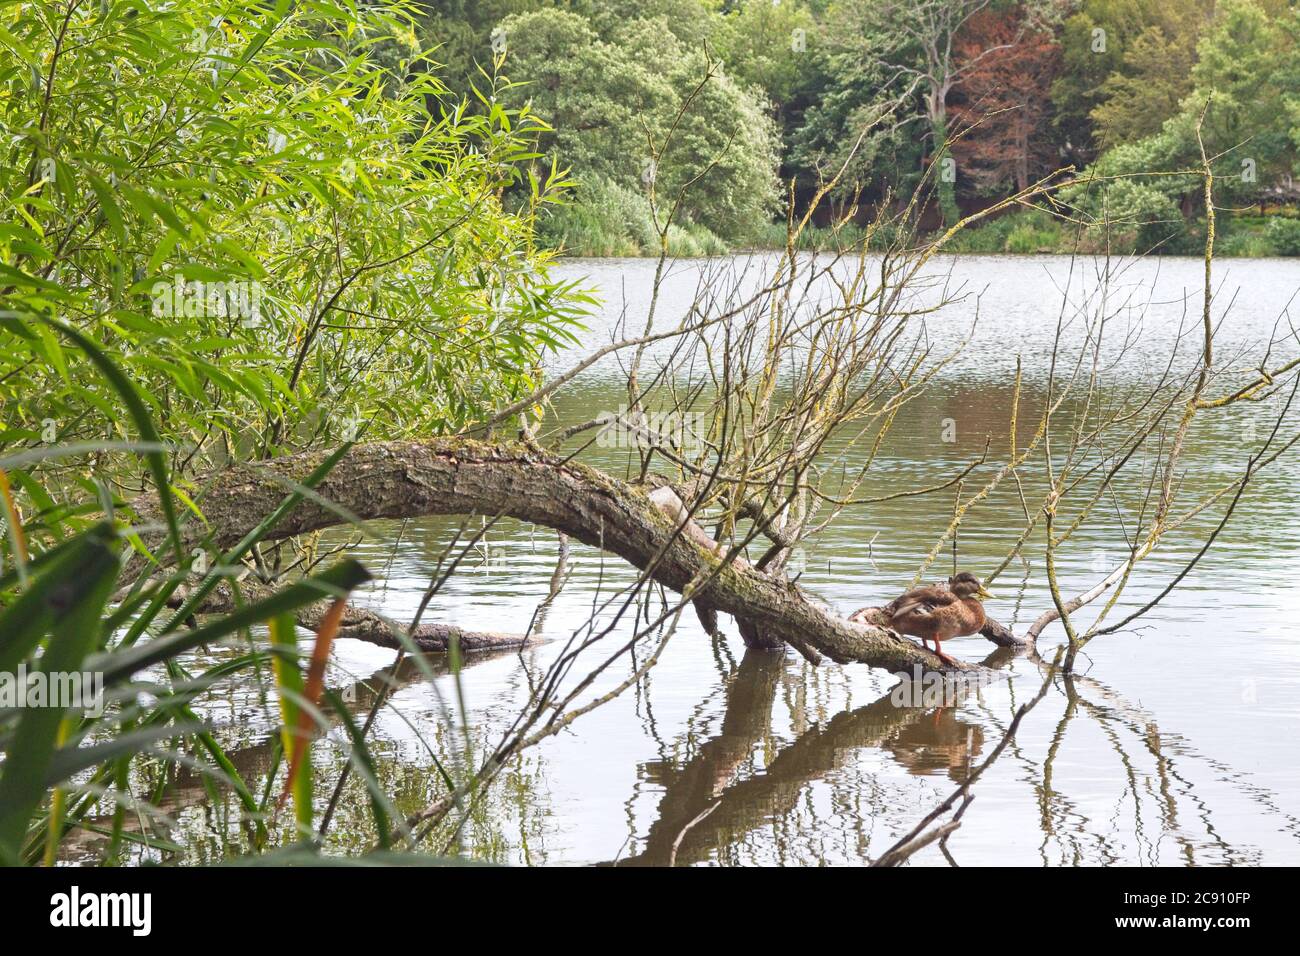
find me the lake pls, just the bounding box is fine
[118,254,1300,866]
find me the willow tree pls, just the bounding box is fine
[1,0,588,509]
[0,0,589,865]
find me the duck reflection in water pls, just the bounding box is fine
[614,648,1005,866]
[882,707,984,781]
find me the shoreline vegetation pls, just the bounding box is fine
[540,193,1300,259]
[475,0,1300,263]
[462,0,1300,261]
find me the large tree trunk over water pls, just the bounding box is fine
[137,439,986,673]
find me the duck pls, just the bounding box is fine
[879,572,993,666]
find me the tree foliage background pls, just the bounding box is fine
[415,0,1300,255]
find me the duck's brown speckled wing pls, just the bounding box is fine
[885,585,959,623]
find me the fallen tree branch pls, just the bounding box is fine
[135,439,974,673]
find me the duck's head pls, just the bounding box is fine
[949,572,993,601]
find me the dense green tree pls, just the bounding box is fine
[496,7,780,240]
[414,0,546,101]
[713,1,825,188]
[713,0,819,110]
[1188,0,1295,201]
[1090,19,1202,149]
[1049,0,1155,163]
[1063,136,1189,248]
[0,0,586,482]
[788,0,928,205]
[585,0,723,43]
[493,10,674,185]
[1067,0,1300,243]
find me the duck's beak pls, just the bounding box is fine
[977,585,995,600]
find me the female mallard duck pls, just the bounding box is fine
[880,572,993,666]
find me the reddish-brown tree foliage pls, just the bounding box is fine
[950,9,1061,194]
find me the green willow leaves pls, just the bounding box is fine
[1,0,589,532]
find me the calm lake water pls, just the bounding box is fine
[110,254,1300,866]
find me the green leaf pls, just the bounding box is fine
[0,522,119,676]
[0,527,120,858]
[39,318,185,568]
[270,613,312,830]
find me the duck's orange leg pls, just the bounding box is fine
[932,638,957,667]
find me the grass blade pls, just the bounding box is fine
[0,522,118,680]
[269,613,312,831]
[0,531,120,859]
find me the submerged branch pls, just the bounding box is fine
[176,579,535,654]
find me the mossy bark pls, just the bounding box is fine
[135,439,978,674]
